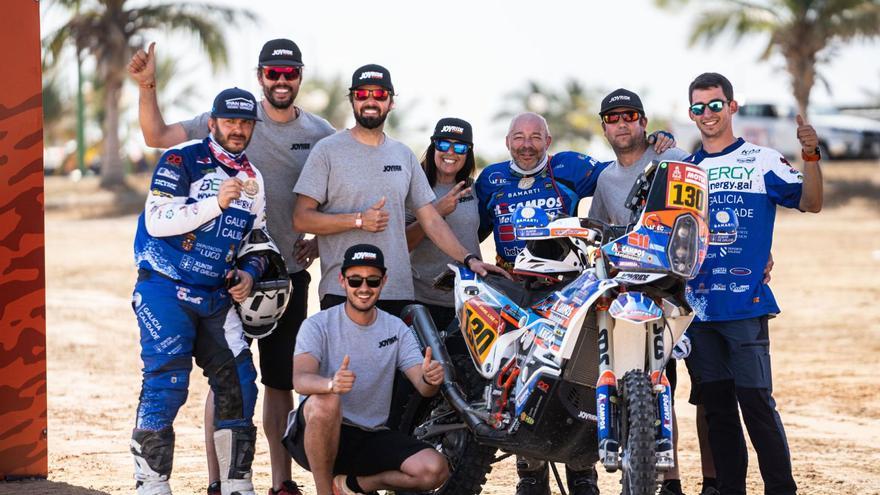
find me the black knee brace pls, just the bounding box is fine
[131,427,175,480]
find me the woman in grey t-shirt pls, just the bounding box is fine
[405,118,480,332]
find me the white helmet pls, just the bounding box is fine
[236,228,291,339]
[513,237,586,279]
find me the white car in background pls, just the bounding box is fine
[674,102,880,160]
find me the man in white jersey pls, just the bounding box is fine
[683,72,822,495]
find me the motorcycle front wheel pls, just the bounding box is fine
[620,370,658,495]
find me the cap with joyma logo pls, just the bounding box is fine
[350,64,394,93]
[341,244,386,273]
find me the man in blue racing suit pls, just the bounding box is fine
[131,88,268,495]
[474,112,675,495]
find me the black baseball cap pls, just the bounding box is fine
[341,244,386,273]
[350,64,394,92]
[259,39,303,67]
[432,118,473,145]
[211,87,261,121]
[599,88,645,115]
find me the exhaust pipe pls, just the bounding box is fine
[402,304,508,440]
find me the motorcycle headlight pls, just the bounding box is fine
[668,214,699,278]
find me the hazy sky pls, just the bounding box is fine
[43,0,880,160]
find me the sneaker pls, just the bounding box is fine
[699,488,720,495]
[208,481,221,495]
[270,481,303,495]
[566,466,600,495]
[659,480,685,495]
[515,464,550,495]
[332,475,362,495]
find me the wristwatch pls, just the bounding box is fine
[355,211,363,229]
[463,253,480,267]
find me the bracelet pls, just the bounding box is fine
[327,379,334,393]
[140,81,156,90]
[802,147,821,162]
[355,211,363,229]
[463,253,480,266]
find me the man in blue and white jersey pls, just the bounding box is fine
[130,88,268,495]
[683,72,823,495]
[475,113,607,275]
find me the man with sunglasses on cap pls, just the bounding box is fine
[130,87,266,495]
[588,88,694,495]
[293,64,505,318]
[129,39,335,495]
[682,72,823,495]
[286,244,449,495]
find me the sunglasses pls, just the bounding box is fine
[352,88,391,101]
[262,66,301,81]
[435,139,470,155]
[346,275,383,288]
[602,110,641,124]
[690,99,727,116]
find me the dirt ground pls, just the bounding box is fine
[2,162,879,494]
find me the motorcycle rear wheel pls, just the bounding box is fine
[620,370,657,495]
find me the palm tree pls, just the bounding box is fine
[43,0,256,188]
[656,0,880,117]
[496,79,604,151]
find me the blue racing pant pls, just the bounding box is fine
[132,270,258,432]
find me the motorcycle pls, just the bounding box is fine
[401,160,711,495]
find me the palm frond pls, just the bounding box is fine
[689,6,781,46]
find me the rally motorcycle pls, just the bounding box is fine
[401,160,711,495]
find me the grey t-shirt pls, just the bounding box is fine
[589,147,690,224]
[294,130,436,300]
[179,104,335,274]
[294,304,424,430]
[407,181,480,307]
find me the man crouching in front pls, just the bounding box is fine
[286,244,449,495]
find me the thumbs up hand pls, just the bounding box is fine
[361,196,389,232]
[331,355,356,394]
[421,346,444,386]
[795,114,819,155]
[128,42,157,88]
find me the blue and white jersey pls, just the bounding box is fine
[134,138,267,289]
[475,151,607,268]
[685,138,803,322]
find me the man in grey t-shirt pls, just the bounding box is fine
[129,38,333,495]
[293,64,506,317]
[588,89,693,495]
[288,244,449,495]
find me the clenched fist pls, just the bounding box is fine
[218,178,243,210]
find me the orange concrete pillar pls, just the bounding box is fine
[0,0,48,480]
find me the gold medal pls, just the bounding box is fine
[518,177,535,190]
[243,178,259,197]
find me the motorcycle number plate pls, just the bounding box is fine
[665,163,708,216]
[464,300,501,364]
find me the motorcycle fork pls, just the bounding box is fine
[595,309,620,472]
[649,320,674,472]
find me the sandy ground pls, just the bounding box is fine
[2,163,879,494]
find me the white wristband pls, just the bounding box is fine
[327,379,334,392]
